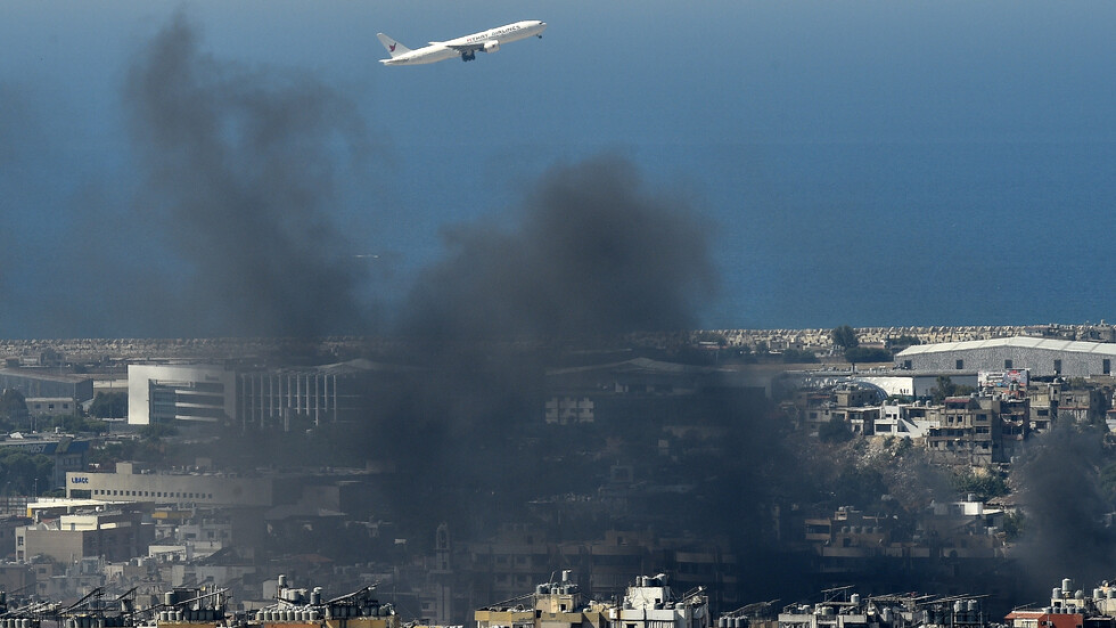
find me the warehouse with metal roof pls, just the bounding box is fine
[894,336,1116,378]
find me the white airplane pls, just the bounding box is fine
[377,20,547,66]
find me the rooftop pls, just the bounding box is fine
[896,336,1116,358]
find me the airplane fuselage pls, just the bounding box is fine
[379,20,547,66]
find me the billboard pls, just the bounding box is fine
[978,369,1029,389]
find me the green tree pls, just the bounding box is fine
[89,392,127,419]
[37,415,108,435]
[0,450,53,495]
[831,325,859,351]
[0,389,28,424]
[952,467,1009,501]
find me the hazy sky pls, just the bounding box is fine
[3,1,1116,337]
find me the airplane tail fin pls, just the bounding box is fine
[377,33,411,58]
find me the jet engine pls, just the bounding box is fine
[483,40,500,53]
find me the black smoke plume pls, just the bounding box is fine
[400,155,718,342]
[342,155,723,532]
[1011,423,1116,595]
[124,12,373,337]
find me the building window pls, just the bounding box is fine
[1054,359,1062,374]
[1105,359,1111,375]
[1004,359,1013,369]
[956,360,964,370]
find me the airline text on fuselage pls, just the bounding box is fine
[464,24,521,43]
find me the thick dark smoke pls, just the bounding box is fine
[400,155,718,341]
[337,154,723,536]
[124,12,373,337]
[1011,423,1116,595]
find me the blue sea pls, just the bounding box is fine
[682,140,1116,330]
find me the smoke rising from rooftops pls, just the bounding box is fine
[124,12,374,337]
[338,154,725,537]
[1011,423,1116,596]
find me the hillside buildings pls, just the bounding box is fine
[16,504,153,563]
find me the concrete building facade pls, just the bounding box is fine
[129,361,379,428]
[16,507,153,563]
[128,364,237,426]
[66,463,274,507]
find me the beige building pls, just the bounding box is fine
[16,506,153,563]
[66,463,274,507]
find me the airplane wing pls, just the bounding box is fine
[442,42,487,53]
[438,38,501,61]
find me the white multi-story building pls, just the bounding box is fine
[128,361,377,428]
[607,575,710,628]
[128,364,236,425]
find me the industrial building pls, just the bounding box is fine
[0,369,93,406]
[237,360,380,429]
[895,336,1116,378]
